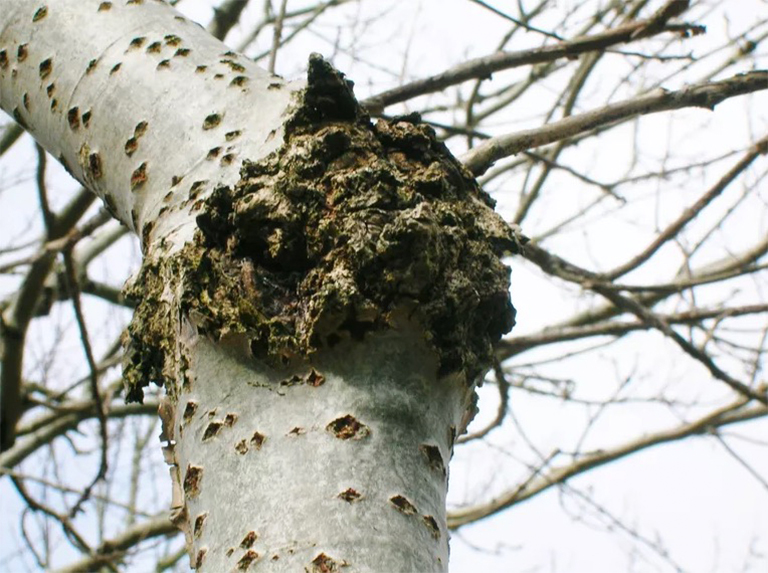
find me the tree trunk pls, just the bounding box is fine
[0,1,519,570]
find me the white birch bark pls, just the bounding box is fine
[1,1,518,571]
[0,0,296,249]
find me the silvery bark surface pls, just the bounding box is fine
[1,1,515,571]
[0,0,296,251]
[172,326,462,571]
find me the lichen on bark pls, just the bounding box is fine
[123,54,521,401]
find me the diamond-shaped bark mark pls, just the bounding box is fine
[125,137,138,156]
[17,44,28,62]
[224,413,238,427]
[250,431,265,450]
[82,110,92,128]
[128,37,146,51]
[194,547,207,568]
[327,415,370,440]
[225,130,242,141]
[183,464,203,498]
[389,495,417,516]
[146,41,162,54]
[240,531,257,549]
[230,76,248,87]
[288,427,305,436]
[203,113,222,130]
[39,58,52,79]
[222,59,246,73]
[189,180,208,198]
[131,121,147,139]
[22,93,29,111]
[97,2,112,11]
[422,515,441,539]
[419,444,445,477]
[157,59,170,70]
[32,6,48,22]
[0,50,8,69]
[306,369,325,387]
[12,108,28,130]
[202,421,223,442]
[237,550,259,571]
[175,48,191,57]
[309,553,344,573]
[182,400,198,425]
[235,440,248,454]
[67,107,80,130]
[110,63,121,75]
[141,221,154,247]
[130,162,148,191]
[193,512,208,539]
[338,488,361,503]
[88,152,103,179]
[86,59,98,74]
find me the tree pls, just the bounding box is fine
[1,0,767,571]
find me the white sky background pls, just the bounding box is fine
[1,0,767,572]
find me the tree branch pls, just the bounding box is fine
[362,4,702,114]
[462,71,768,175]
[521,242,768,404]
[448,396,768,528]
[51,515,178,573]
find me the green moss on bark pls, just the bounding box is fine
[123,54,521,401]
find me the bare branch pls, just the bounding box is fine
[208,0,249,40]
[522,242,768,404]
[462,71,768,175]
[448,397,768,528]
[50,515,177,573]
[362,6,702,114]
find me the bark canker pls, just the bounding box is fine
[124,54,521,402]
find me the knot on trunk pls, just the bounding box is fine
[124,55,521,401]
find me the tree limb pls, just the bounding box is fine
[448,396,767,527]
[362,4,702,114]
[461,71,768,175]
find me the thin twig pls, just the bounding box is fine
[62,248,109,516]
[362,8,703,113]
[461,71,768,175]
[449,396,766,527]
[50,515,177,573]
[10,476,92,554]
[268,0,288,74]
[458,359,510,443]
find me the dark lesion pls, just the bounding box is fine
[124,55,521,402]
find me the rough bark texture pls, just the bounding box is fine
[124,55,520,403]
[121,57,520,571]
[2,2,520,571]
